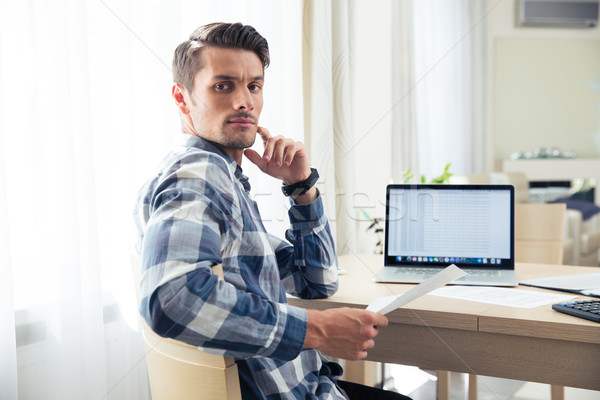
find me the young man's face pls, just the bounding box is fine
[184,46,264,158]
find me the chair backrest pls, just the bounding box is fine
[504,172,531,203]
[449,173,492,184]
[450,172,532,204]
[515,203,566,264]
[130,249,242,400]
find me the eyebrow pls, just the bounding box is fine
[213,75,264,82]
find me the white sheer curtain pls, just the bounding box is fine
[391,0,419,182]
[411,0,487,179]
[302,0,358,254]
[0,1,301,399]
[0,0,165,398]
[1,131,18,399]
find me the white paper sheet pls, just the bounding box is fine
[581,288,600,297]
[520,273,600,291]
[430,286,576,308]
[366,264,467,315]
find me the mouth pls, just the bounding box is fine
[227,117,255,128]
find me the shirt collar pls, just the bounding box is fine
[177,134,252,193]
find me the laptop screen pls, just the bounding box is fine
[384,184,515,270]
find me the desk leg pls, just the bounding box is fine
[344,360,379,387]
[468,374,477,400]
[437,371,450,400]
[550,385,564,400]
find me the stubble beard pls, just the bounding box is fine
[218,124,257,149]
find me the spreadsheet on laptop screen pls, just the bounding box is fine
[386,187,512,262]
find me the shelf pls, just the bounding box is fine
[502,159,600,206]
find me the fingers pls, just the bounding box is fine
[308,308,387,361]
[257,126,303,166]
[369,311,389,328]
[261,136,281,164]
[245,131,300,170]
[352,311,386,360]
[249,126,311,186]
[352,350,369,361]
[348,339,374,361]
[262,136,299,167]
[243,149,265,170]
[256,126,271,144]
[363,339,376,351]
[356,310,388,330]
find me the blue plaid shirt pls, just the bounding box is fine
[133,134,346,399]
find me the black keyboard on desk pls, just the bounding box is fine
[552,300,600,323]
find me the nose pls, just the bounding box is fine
[233,87,253,111]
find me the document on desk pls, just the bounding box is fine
[430,286,576,308]
[366,264,467,315]
[519,273,600,298]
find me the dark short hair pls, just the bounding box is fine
[172,22,270,92]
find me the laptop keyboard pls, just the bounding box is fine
[458,269,502,278]
[397,268,501,278]
[395,267,440,276]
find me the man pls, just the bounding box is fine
[134,22,411,400]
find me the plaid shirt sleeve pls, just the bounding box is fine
[135,149,338,362]
[271,197,339,299]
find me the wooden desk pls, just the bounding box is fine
[288,254,600,391]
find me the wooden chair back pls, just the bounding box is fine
[515,203,566,265]
[130,250,242,400]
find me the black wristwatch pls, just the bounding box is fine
[281,168,319,197]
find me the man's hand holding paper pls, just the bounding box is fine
[367,264,467,315]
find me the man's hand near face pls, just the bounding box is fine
[244,126,318,204]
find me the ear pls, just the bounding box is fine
[172,83,190,115]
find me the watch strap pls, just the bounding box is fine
[281,168,319,197]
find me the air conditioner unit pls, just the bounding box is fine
[517,0,599,28]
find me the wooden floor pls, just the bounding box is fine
[385,366,600,400]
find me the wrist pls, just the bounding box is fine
[291,186,318,204]
[303,309,325,349]
[282,169,312,186]
[281,168,319,197]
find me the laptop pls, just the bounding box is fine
[374,184,518,286]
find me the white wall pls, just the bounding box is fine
[485,0,600,167]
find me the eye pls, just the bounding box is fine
[214,83,231,91]
[248,83,262,92]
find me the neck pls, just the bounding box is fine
[183,130,244,165]
[215,144,244,166]
[180,119,244,165]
